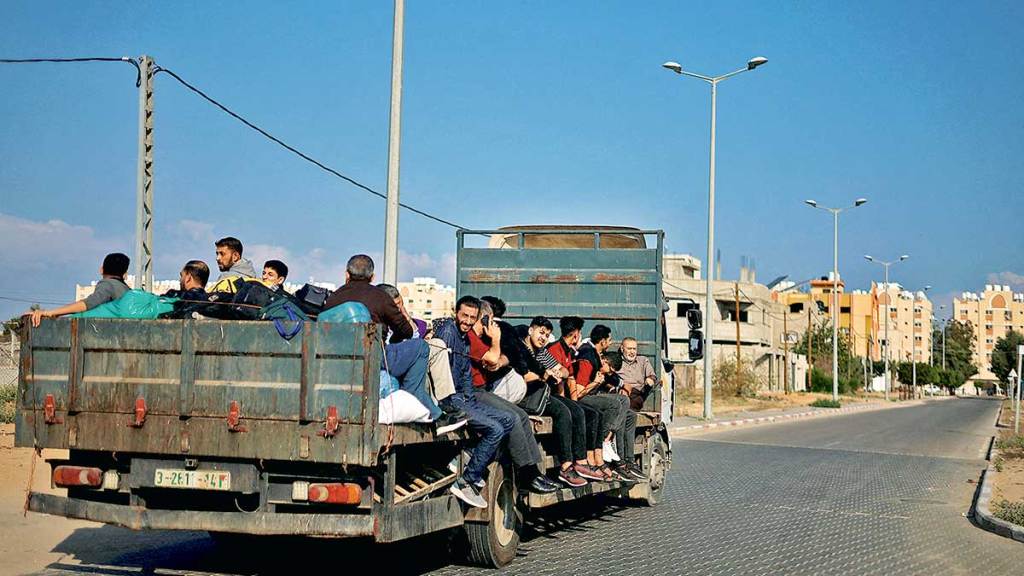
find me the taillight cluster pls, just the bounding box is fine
[291,481,362,505]
[52,466,119,490]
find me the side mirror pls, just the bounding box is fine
[688,329,704,361]
[686,308,703,330]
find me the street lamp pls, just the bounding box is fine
[865,254,909,401]
[663,55,768,420]
[804,198,868,401]
[939,304,948,370]
[912,285,931,398]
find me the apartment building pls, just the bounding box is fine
[954,284,1024,381]
[398,277,455,322]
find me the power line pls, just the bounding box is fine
[152,65,465,230]
[0,56,141,85]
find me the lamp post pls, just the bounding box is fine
[912,285,931,398]
[663,55,768,420]
[804,198,868,401]
[939,304,947,371]
[865,254,909,401]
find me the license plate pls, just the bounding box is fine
[154,469,231,491]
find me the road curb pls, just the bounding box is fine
[974,448,1024,543]
[668,396,954,436]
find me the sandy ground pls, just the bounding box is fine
[0,423,102,576]
[990,400,1024,507]
[675,390,888,418]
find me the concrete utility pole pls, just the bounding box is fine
[735,282,741,387]
[807,300,814,391]
[865,255,908,401]
[1016,345,1023,434]
[134,55,155,291]
[662,56,768,420]
[783,312,789,394]
[382,0,405,285]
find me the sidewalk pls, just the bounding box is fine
[668,396,953,435]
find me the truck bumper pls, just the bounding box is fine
[27,492,375,537]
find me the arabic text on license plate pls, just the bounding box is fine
[154,469,232,491]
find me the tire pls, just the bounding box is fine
[641,434,668,507]
[464,463,521,567]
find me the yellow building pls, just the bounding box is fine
[398,277,455,322]
[953,284,1024,382]
[776,278,931,365]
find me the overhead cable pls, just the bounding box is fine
[0,56,141,85]
[152,65,465,230]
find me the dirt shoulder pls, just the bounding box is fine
[674,390,890,418]
[989,400,1024,525]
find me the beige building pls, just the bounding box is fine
[777,279,931,367]
[663,254,805,392]
[398,277,455,322]
[954,284,1024,382]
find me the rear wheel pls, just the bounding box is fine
[464,464,521,567]
[641,434,668,506]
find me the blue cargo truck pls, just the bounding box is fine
[16,226,675,568]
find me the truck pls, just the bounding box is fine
[16,226,678,568]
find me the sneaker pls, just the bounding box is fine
[450,477,487,508]
[435,412,468,435]
[612,463,637,483]
[627,464,648,481]
[603,440,620,462]
[528,475,559,494]
[448,453,485,488]
[574,464,605,481]
[558,467,587,487]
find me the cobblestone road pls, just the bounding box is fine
[24,397,1024,575]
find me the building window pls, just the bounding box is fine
[789,303,804,314]
[725,310,749,323]
[840,306,851,314]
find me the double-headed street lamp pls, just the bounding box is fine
[804,198,868,401]
[662,56,768,420]
[864,254,909,401]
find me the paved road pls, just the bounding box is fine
[17,397,1024,575]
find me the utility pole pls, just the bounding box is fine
[134,55,155,291]
[735,282,741,387]
[807,299,814,391]
[382,0,405,285]
[1016,345,1023,434]
[783,311,789,394]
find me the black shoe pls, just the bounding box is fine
[440,402,467,419]
[529,475,559,494]
[612,464,637,483]
[434,412,468,435]
[627,464,648,481]
[537,475,561,491]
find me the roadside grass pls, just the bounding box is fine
[993,499,1024,525]
[809,398,841,409]
[0,382,15,424]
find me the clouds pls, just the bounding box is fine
[987,271,1024,292]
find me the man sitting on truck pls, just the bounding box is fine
[162,260,211,301]
[28,252,130,327]
[573,325,642,481]
[324,255,466,435]
[436,296,518,508]
[618,337,658,411]
[546,316,618,481]
[518,316,599,486]
[262,259,288,292]
[214,237,258,281]
[466,300,559,495]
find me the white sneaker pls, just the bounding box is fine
[603,440,620,462]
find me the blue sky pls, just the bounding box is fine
[2,1,1023,321]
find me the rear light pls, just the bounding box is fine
[307,482,361,505]
[102,470,120,490]
[53,466,102,488]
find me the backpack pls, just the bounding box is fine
[259,298,309,340]
[294,284,333,316]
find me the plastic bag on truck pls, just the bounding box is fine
[378,390,431,424]
[318,301,372,323]
[73,290,177,319]
[379,369,399,399]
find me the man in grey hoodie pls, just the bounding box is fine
[214,237,258,280]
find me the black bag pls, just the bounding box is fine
[518,381,551,416]
[294,283,333,315]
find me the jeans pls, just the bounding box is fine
[476,390,543,471]
[448,393,515,484]
[578,393,624,443]
[384,339,440,420]
[595,392,637,461]
[546,393,587,463]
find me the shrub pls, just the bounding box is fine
[810,398,841,409]
[808,368,860,395]
[993,499,1024,526]
[996,435,1024,455]
[0,382,15,424]
[711,358,760,397]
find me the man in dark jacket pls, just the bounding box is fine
[324,255,464,434]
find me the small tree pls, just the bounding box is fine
[711,358,760,397]
[992,331,1024,385]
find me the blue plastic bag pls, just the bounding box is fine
[73,290,177,319]
[318,302,371,323]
